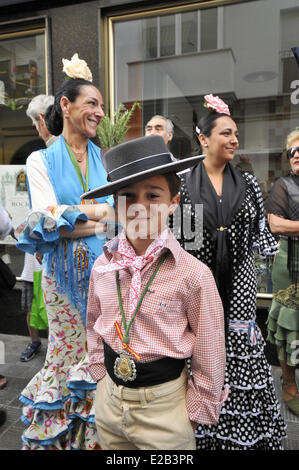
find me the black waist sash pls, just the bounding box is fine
[103,342,186,388]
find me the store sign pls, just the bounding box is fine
[0,165,29,245]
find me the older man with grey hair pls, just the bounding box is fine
[145,115,177,163]
[26,94,57,147]
[145,115,174,146]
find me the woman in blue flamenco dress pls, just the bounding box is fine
[17,57,115,450]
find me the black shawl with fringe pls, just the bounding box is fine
[185,161,246,325]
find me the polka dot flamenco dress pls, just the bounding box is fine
[179,171,287,450]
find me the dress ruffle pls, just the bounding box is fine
[20,354,100,449]
[17,206,88,255]
[20,376,100,449]
[19,275,101,450]
[243,175,279,257]
[253,228,279,257]
[17,206,101,327]
[195,329,287,449]
[267,298,299,367]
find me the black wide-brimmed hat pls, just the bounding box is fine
[81,135,204,199]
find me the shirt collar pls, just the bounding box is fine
[46,135,59,148]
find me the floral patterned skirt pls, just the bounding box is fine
[19,274,101,450]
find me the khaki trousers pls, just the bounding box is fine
[95,368,196,450]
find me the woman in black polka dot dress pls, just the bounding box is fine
[178,96,287,449]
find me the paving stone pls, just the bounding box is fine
[0,426,24,450]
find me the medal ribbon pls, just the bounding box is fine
[115,250,169,359]
[115,321,140,360]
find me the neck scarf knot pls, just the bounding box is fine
[94,229,168,317]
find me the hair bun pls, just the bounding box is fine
[45,103,63,136]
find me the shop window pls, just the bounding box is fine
[200,8,218,51]
[280,8,299,94]
[143,7,219,59]
[144,17,157,59]
[0,27,47,165]
[181,11,197,54]
[282,55,298,94]
[0,23,48,276]
[160,15,176,57]
[107,0,299,298]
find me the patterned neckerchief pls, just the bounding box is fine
[94,228,168,317]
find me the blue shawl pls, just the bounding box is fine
[17,135,113,325]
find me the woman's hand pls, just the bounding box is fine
[76,203,116,223]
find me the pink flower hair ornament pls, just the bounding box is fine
[204,94,231,116]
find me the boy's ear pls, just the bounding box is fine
[169,193,180,215]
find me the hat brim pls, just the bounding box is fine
[81,154,205,199]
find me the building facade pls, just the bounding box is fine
[0,0,298,301]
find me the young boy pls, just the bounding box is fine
[83,135,227,451]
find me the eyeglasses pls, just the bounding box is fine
[287,146,299,159]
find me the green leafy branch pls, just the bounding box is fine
[96,102,142,148]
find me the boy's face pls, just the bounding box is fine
[114,174,180,242]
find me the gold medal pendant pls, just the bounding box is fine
[114,350,137,382]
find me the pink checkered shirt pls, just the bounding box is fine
[86,228,227,425]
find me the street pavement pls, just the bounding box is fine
[0,334,47,450]
[0,333,298,450]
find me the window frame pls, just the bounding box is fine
[0,15,52,96]
[0,18,51,166]
[101,0,247,118]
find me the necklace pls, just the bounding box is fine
[65,143,89,192]
[65,140,87,162]
[114,251,169,382]
[70,147,87,163]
